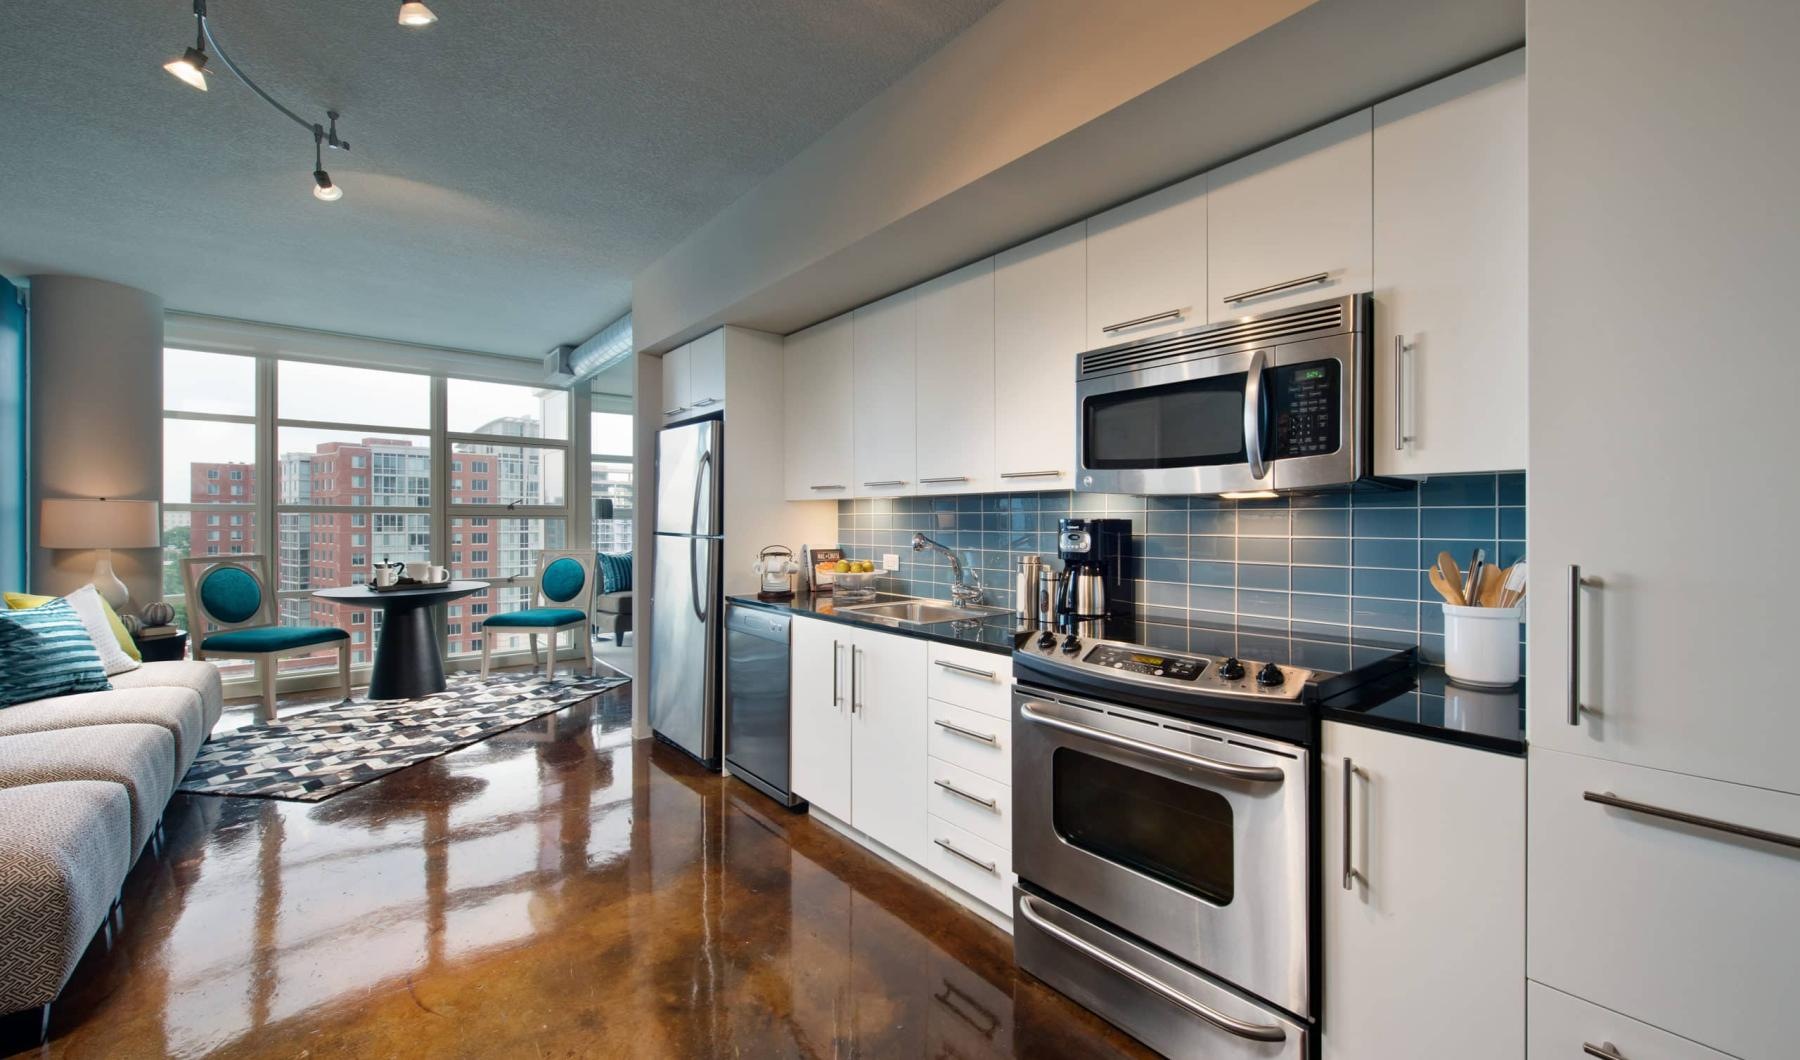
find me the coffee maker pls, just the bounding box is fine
[1056,518,1129,619]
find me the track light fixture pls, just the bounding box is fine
[312,125,343,202]
[397,2,439,28]
[162,1,210,90]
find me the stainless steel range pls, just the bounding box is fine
[1010,624,1411,1059]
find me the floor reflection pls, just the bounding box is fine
[19,685,1146,1059]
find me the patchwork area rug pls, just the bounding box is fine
[179,671,630,802]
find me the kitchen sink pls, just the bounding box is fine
[839,599,1012,626]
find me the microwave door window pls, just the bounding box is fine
[1084,373,1248,470]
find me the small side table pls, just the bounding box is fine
[133,629,188,663]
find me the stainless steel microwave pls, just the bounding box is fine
[1075,294,1371,495]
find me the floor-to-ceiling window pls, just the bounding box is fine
[590,408,633,554]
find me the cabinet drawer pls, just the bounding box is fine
[1528,981,1731,1060]
[927,815,1011,913]
[926,643,1012,719]
[1529,748,1800,1060]
[927,757,1011,850]
[928,699,1011,784]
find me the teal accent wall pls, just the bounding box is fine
[0,279,24,591]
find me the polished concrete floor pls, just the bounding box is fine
[8,677,1148,1058]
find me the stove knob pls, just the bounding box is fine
[1217,657,1246,681]
[1060,634,1082,655]
[1256,662,1286,687]
[1036,631,1057,650]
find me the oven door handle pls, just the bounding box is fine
[1018,896,1287,1043]
[1243,348,1269,481]
[1018,703,1285,783]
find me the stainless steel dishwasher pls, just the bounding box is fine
[724,604,805,809]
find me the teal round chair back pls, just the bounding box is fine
[200,564,263,625]
[541,557,587,604]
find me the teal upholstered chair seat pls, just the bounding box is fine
[202,626,349,653]
[482,607,587,629]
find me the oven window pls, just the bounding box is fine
[1083,373,1248,470]
[1051,748,1234,905]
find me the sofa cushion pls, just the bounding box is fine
[482,607,588,629]
[0,599,110,707]
[108,661,225,730]
[0,780,132,1013]
[0,687,207,776]
[202,626,347,653]
[0,726,175,857]
[595,591,632,616]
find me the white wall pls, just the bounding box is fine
[27,275,165,603]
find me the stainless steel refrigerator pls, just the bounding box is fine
[650,415,723,767]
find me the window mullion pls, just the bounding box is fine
[430,374,450,657]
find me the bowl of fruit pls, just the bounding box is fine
[830,559,883,602]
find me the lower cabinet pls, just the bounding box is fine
[791,616,852,821]
[1528,981,1731,1060]
[1321,722,1524,1060]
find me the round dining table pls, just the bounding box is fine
[312,581,488,700]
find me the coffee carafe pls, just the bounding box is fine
[1056,517,1128,619]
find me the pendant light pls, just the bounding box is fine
[397,2,439,28]
[163,1,210,91]
[312,124,343,202]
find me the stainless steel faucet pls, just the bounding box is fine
[912,532,983,606]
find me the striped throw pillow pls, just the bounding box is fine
[0,598,112,707]
[597,552,633,595]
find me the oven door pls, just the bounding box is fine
[1012,687,1312,1018]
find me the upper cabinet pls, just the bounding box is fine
[783,314,855,501]
[995,223,1086,489]
[659,328,727,422]
[852,289,917,496]
[1084,172,1208,349]
[1207,110,1372,320]
[915,259,996,495]
[1373,51,1527,476]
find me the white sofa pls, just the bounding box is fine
[0,660,222,1023]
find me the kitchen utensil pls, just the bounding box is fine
[1428,565,1465,605]
[1435,552,1467,606]
[753,545,801,600]
[1015,555,1043,622]
[1499,560,1528,607]
[1478,565,1506,607]
[1463,548,1486,608]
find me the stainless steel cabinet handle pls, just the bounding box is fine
[933,837,997,873]
[850,645,861,714]
[1583,1042,1626,1060]
[808,484,846,491]
[1568,565,1598,725]
[933,778,999,809]
[1100,308,1185,334]
[1393,336,1413,451]
[1018,896,1286,1043]
[1243,349,1268,481]
[862,480,906,488]
[1223,272,1330,304]
[831,640,842,708]
[1019,703,1284,783]
[662,406,689,416]
[1000,469,1063,479]
[1341,757,1364,890]
[919,475,970,484]
[934,718,998,745]
[934,659,996,681]
[1584,790,1800,851]
[690,396,719,407]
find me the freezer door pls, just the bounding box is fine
[650,534,721,765]
[655,418,722,536]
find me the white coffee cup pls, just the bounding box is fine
[374,566,400,587]
[428,565,450,583]
[405,562,433,581]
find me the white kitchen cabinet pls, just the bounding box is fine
[1528,748,1800,1060]
[790,616,851,821]
[994,222,1084,489]
[851,289,916,496]
[914,259,995,495]
[659,340,691,420]
[1084,172,1207,349]
[782,314,855,500]
[924,815,1011,914]
[1528,981,1732,1060]
[847,626,928,864]
[1207,110,1372,321]
[658,329,727,420]
[1321,722,1523,1060]
[1373,50,1526,476]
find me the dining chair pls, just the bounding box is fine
[479,550,596,680]
[182,555,351,723]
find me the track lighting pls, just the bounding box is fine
[312,127,343,203]
[163,2,210,91]
[397,2,439,28]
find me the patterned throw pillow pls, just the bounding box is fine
[0,598,113,707]
[5,589,141,661]
[597,552,633,595]
[62,586,141,677]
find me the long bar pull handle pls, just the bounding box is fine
[919,476,970,484]
[934,660,996,681]
[1000,470,1064,480]
[1018,703,1285,783]
[1100,308,1185,334]
[933,778,999,809]
[933,719,998,745]
[1017,897,1287,1043]
[1584,790,1800,851]
[1583,1042,1626,1059]
[690,396,719,407]
[862,480,906,488]
[1393,336,1413,451]
[933,838,997,874]
[1568,565,1597,725]
[809,484,847,491]
[662,406,689,417]
[1223,272,1330,305]
[850,645,860,714]
[1342,757,1363,890]
[831,640,841,708]
[1243,349,1268,482]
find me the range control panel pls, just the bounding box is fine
[1269,359,1341,459]
[1083,645,1205,681]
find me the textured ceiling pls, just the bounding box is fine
[0,0,1001,358]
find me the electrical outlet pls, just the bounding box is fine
[882,553,900,572]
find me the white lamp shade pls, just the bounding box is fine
[39,498,161,550]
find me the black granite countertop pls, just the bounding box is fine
[727,591,1021,656]
[1318,664,1525,756]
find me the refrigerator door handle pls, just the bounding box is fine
[691,449,714,536]
[690,538,707,623]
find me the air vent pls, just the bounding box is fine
[1080,299,1348,379]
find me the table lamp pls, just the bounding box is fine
[39,497,161,611]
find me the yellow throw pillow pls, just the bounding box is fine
[5,590,142,662]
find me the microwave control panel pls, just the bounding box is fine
[1269,359,1341,458]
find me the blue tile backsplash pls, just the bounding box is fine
[834,473,1525,666]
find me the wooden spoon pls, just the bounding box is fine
[1428,565,1465,605]
[1435,552,1467,606]
[1478,565,1507,607]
